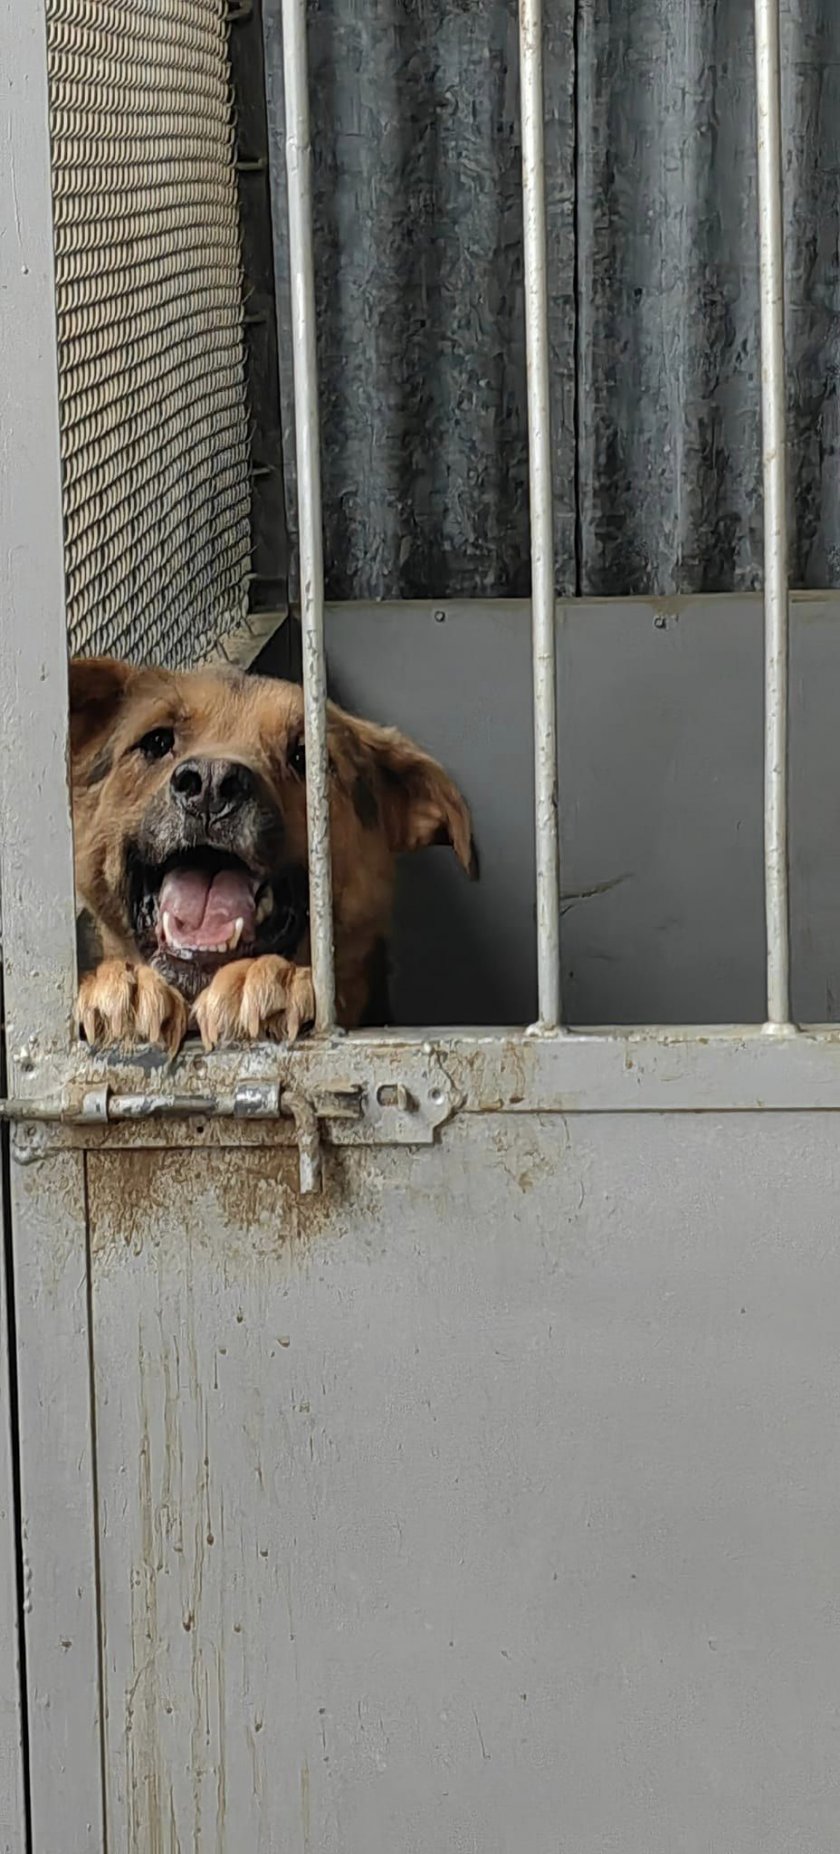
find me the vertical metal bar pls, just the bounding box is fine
[520,0,562,1030]
[0,9,107,1847]
[0,5,78,1086]
[754,0,792,1027]
[281,0,336,1031]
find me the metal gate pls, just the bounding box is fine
[4,1,840,1850]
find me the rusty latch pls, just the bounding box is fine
[0,1082,357,1195]
[1,1051,459,1186]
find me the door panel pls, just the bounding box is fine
[88,1112,840,1853]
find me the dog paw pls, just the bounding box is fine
[76,960,189,1056]
[193,956,316,1051]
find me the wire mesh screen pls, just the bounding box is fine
[47,0,252,668]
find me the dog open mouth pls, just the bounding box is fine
[131,847,308,983]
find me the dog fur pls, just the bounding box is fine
[70,656,475,1053]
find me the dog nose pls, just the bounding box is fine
[170,757,256,820]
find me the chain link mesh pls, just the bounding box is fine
[47,0,252,668]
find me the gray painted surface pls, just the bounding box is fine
[88,1113,840,1852]
[265,0,840,601]
[324,595,840,1028]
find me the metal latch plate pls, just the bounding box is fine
[1,1044,462,1191]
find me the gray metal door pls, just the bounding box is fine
[4,1,840,1851]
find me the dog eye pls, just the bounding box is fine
[137,727,175,761]
[290,739,306,778]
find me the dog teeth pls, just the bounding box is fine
[160,910,247,958]
[255,889,273,925]
[161,911,195,959]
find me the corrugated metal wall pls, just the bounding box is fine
[265,0,840,602]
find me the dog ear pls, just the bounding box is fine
[68,656,136,761]
[342,712,478,877]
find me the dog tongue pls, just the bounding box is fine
[158,866,256,949]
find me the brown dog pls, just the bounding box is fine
[69,656,475,1053]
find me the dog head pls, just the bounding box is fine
[69,657,476,1007]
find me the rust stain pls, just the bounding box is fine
[86,1147,301,1269]
[202,1146,300,1236]
[168,1785,181,1853]
[301,1760,311,1853]
[216,1642,226,1840]
[127,1337,164,1853]
[204,1140,382,1249]
[88,1143,383,1273]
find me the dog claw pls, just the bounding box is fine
[75,959,189,1054]
[193,955,315,1048]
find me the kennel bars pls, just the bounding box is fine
[754,0,792,1027]
[281,0,336,1032]
[0,0,827,1136]
[519,0,563,1030]
[280,0,567,1034]
[281,0,791,1039]
[0,0,823,1141]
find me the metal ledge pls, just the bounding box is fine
[8,1029,840,1157]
